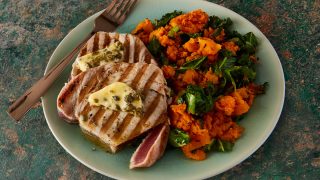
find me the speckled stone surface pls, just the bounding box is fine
[1,0,319,179]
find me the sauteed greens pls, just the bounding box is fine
[132,9,266,160]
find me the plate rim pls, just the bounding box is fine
[42,0,285,179]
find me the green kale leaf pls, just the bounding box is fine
[227,66,256,89]
[178,56,207,72]
[147,37,170,66]
[154,10,183,28]
[220,49,234,58]
[204,139,234,152]
[207,16,232,39]
[228,31,258,54]
[147,37,162,57]
[214,57,236,75]
[169,128,190,147]
[208,16,232,29]
[184,85,213,115]
[238,53,254,67]
[243,32,258,53]
[214,57,256,90]
[159,52,169,66]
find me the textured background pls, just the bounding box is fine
[0,0,319,179]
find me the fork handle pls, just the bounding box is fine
[7,33,92,121]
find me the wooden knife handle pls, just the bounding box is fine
[7,33,92,121]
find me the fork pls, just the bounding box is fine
[7,0,138,121]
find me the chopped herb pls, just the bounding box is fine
[112,96,120,101]
[168,26,180,38]
[125,93,140,103]
[138,92,145,100]
[135,108,143,116]
[125,94,133,103]
[189,33,202,38]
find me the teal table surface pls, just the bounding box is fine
[1,0,319,179]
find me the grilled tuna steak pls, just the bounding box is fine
[71,32,157,77]
[130,123,170,169]
[57,62,168,153]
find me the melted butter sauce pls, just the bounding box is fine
[88,82,143,116]
[77,41,124,72]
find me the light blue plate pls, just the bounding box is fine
[42,0,285,179]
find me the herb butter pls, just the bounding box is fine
[77,41,124,72]
[88,82,143,116]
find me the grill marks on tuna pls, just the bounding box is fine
[112,114,134,140]
[72,32,157,78]
[143,70,160,94]
[100,111,121,134]
[131,63,148,90]
[57,62,168,152]
[90,108,106,126]
[135,94,162,134]
[118,63,134,81]
[92,34,100,52]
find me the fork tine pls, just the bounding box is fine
[105,0,117,13]
[107,0,123,19]
[117,0,138,24]
[97,0,137,28]
[101,0,121,23]
[113,0,132,22]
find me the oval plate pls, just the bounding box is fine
[42,0,285,179]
